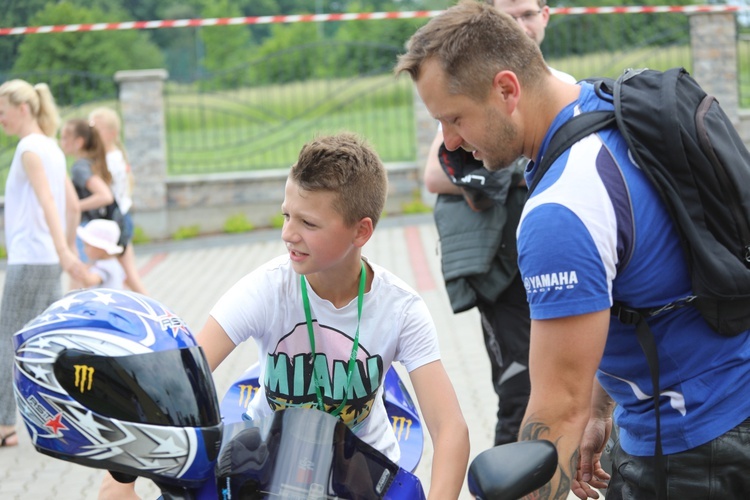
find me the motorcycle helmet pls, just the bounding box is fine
[13,288,222,488]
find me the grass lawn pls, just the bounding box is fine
[166,105,415,173]
[164,74,415,173]
[547,44,692,80]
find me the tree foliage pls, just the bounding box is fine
[332,1,425,76]
[0,0,50,72]
[198,0,255,88]
[11,2,163,105]
[252,23,323,84]
[543,0,693,59]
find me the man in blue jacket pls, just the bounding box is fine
[397,2,750,499]
[423,0,575,447]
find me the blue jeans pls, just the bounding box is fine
[607,417,750,499]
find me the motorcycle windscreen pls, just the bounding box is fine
[54,346,221,427]
[216,408,399,499]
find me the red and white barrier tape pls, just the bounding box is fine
[552,4,741,14]
[0,5,743,37]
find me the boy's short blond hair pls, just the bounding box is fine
[290,133,387,228]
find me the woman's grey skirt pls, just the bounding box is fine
[0,264,62,424]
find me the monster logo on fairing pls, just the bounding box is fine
[391,415,413,442]
[238,384,259,409]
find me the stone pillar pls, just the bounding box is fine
[690,12,739,125]
[413,85,438,205]
[114,69,169,239]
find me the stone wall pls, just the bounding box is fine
[689,12,739,125]
[114,69,170,238]
[163,163,421,238]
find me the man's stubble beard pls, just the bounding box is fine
[482,106,521,172]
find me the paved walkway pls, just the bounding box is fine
[0,214,581,499]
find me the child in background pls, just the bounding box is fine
[88,107,147,295]
[59,119,116,274]
[99,133,470,499]
[76,219,126,290]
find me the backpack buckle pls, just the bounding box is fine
[612,303,642,325]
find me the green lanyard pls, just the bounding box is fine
[300,261,365,417]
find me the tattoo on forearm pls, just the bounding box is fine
[519,418,576,500]
[518,420,551,441]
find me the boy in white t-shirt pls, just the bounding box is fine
[75,219,125,290]
[99,133,469,500]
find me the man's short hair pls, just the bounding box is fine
[290,133,387,228]
[395,0,549,100]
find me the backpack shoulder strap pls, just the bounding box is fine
[528,110,616,196]
[612,302,668,500]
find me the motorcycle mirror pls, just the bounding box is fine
[467,440,558,499]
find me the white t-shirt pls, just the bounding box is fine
[210,255,441,463]
[4,134,68,265]
[89,258,125,289]
[106,149,132,214]
[549,66,577,84]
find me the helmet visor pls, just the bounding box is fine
[55,346,220,427]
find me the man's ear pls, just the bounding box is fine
[353,217,374,248]
[492,70,521,111]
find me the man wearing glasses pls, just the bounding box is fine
[422,0,574,447]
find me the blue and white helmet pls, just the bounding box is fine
[13,289,222,488]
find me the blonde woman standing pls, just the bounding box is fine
[89,107,147,295]
[0,79,83,448]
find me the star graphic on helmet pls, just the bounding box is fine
[45,413,69,435]
[28,363,52,381]
[53,295,82,311]
[91,291,117,306]
[150,436,186,457]
[68,406,111,439]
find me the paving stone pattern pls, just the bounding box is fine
[0,214,585,499]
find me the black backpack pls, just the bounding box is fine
[530,66,750,336]
[528,67,750,499]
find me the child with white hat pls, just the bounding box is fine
[75,219,126,290]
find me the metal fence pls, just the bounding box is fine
[164,41,414,175]
[163,14,696,175]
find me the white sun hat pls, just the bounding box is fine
[76,219,124,255]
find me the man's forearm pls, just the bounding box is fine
[519,411,587,500]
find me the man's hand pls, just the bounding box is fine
[571,416,612,499]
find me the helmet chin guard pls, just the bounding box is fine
[13,288,222,487]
